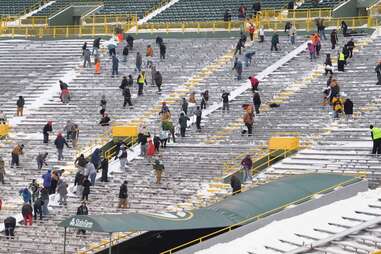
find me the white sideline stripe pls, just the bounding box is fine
[137,0,180,25]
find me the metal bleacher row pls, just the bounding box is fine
[0,0,40,16]
[0,35,298,253]
[299,0,346,9]
[32,0,163,19]
[149,0,290,22]
[0,10,380,253]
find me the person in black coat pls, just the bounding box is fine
[123,87,133,108]
[122,46,129,62]
[126,35,134,50]
[33,197,44,220]
[76,202,88,235]
[118,181,128,208]
[99,113,111,126]
[4,216,16,238]
[330,29,338,50]
[42,121,53,144]
[346,39,355,58]
[159,43,166,60]
[344,98,353,120]
[230,175,241,195]
[253,0,261,16]
[100,158,108,182]
[81,178,91,201]
[253,92,261,114]
[154,71,163,92]
[16,96,25,116]
[156,36,163,46]
[120,76,128,90]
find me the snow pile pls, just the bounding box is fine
[196,188,379,254]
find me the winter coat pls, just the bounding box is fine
[54,135,68,149]
[136,54,142,66]
[93,38,100,48]
[181,100,188,113]
[243,112,254,125]
[195,109,202,118]
[82,179,91,195]
[85,162,96,177]
[112,55,119,67]
[160,44,166,55]
[43,123,52,134]
[4,217,16,227]
[233,60,243,73]
[16,97,25,107]
[0,159,4,174]
[230,175,241,193]
[249,76,259,89]
[179,115,190,128]
[20,188,31,203]
[42,170,52,188]
[40,187,49,200]
[376,64,381,74]
[91,148,101,168]
[253,93,261,105]
[241,157,253,170]
[146,47,153,57]
[154,71,163,86]
[156,36,163,45]
[21,203,33,217]
[57,180,68,196]
[271,34,279,45]
[33,198,44,208]
[123,87,131,98]
[12,145,23,156]
[330,31,338,44]
[137,133,148,145]
[75,156,87,168]
[100,116,110,125]
[147,140,155,156]
[120,78,128,90]
[122,46,129,56]
[344,99,353,115]
[36,153,48,166]
[119,183,128,199]
[77,205,88,215]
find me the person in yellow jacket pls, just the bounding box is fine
[338,51,346,72]
[137,71,147,96]
[370,125,381,155]
[332,96,344,119]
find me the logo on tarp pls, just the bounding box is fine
[69,218,94,229]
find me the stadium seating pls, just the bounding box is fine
[299,0,346,9]
[149,0,290,22]
[0,35,299,253]
[33,0,163,19]
[0,0,39,17]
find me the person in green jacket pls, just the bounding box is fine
[271,33,279,51]
[370,125,381,155]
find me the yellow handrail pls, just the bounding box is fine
[160,176,363,254]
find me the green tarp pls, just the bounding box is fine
[58,174,361,233]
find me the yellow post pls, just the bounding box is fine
[166,23,169,33]
[213,22,215,33]
[182,23,185,33]
[66,26,69,38]
[32,17,35,26]
[228,21,231,32]
[352,18,355,28]
[197,22,200,33]
[79,26,82,37]
[53,27,56,38]
[39,27,43,38]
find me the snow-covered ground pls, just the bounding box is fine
[195,188,380,254]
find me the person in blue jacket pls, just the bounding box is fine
[19,188,31,204]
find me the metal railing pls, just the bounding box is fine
[160,176,363,254]
[103,136,137,160]
[82,14,137,25]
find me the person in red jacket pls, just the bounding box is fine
[249,76,259,92]
[21,203,33,226]
[146,138,155,161]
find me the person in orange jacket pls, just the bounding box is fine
[95,58,101,74]
[146,45,153,68]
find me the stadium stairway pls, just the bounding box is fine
[0,35,297,253]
